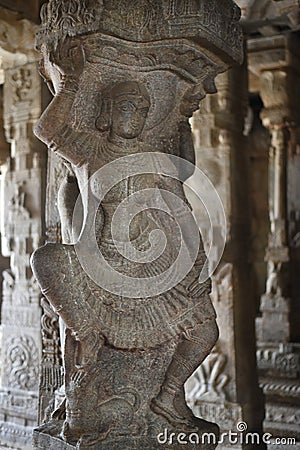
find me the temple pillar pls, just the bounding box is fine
[30,1,244,449]
[186,56,266,449]
[0,7,46,449]
[248,32,300,444]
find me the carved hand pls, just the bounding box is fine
[51,39,85,81]
[187,277,210,298]
[187,277,202,298]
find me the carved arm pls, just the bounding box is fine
[178,121,196,180]
[34,42,90,167]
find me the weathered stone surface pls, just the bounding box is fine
[236,0,300,32]
[0,6,38,66]
[1,1,300,450]
[30,1,243,448]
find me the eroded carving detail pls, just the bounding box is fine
[37,0,243,64]
[12,68,33,101]
[186,351,229,402]
[33,73,219,443]
[5,336,39,390]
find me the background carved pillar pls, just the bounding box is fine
[0,7,46,449]
[248,32,300,444]
[186,57,266,448]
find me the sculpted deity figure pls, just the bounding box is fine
[30,0,244,446]
[31,40,220,446]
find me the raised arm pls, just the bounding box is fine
[34,41,89,167]
[178,121,196,181]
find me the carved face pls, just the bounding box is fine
[110,96,149,139]
[109,81,150,139]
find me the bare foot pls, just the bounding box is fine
[151,387,196,430]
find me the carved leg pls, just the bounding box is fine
[31,243,104,367]
[151,319,218,428]
[74,328,105,368]
[57,164,82,245]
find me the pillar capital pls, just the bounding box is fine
[248,33,300,127]
[37,0,243,68]
[0,6,38,67]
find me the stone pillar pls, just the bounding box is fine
[248,32,300,444]
[30,1,243,449]
[0,8,46,449]
[246,92,270,319]
[186,58,266,449]
[0,83,10,300]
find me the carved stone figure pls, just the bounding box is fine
[31,1,243,448]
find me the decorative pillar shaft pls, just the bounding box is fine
[257,69,292,343]
[186,57,266,449]
[0,9,46,449]
[271,128,286,229]
[248,32,300,443]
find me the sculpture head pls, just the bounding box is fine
[96,81,150,139]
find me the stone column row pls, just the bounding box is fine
[187,30,300,449]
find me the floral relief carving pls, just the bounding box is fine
[5,335,39,390]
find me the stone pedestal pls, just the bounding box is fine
[33,342,220,450]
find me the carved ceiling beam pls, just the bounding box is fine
[236,0,300,33]
[0,6,38,73]
[0,0,41,24]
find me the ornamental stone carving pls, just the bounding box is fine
[5,335,39,390]
[0,14,44,446]
[31,1,243,449]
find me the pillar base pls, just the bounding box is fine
[33,420,219,450]
[257,343,300,443]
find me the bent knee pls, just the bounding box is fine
[30,243,63,280]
